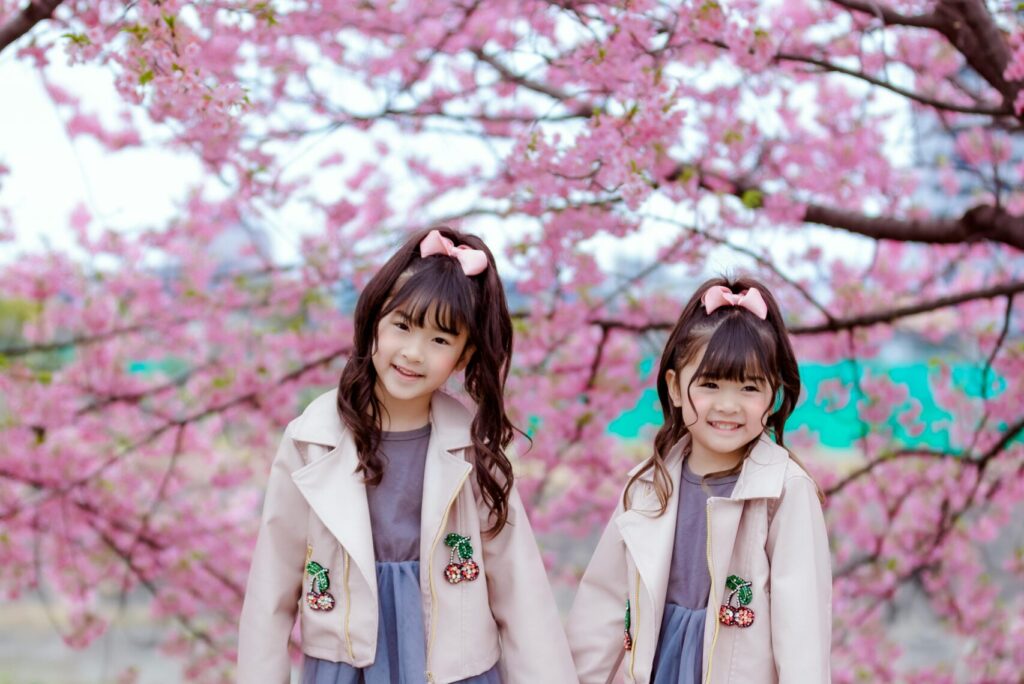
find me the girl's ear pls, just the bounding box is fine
[666,369,683,407]
[455,346,475,372]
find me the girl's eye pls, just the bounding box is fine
[700,381,718,389]
[743,385,761,392]
[394,321,410,331]
[433,337,450,345]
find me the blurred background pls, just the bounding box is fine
[1,0,1022,682]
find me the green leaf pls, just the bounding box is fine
[740,189,763,209]
[725,575,743,590]
[738,585,753,605]
[139,70,155,86]
[122,25,149,41]
[444,533,463,548]
[62,32,91,46]
[457,540,474,559]
[306,562,329,592]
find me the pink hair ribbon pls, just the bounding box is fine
[701,285,768,320]
[418,229,488,276]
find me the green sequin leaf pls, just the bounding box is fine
[457,540,474,559]
[306,561,330,592]
[624,599,631,630]
[738,585,753,605]
[444,533,464,548]
[726,575,744,590]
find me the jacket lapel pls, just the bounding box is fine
[290,439,378,601]
[420,393,474,565]
[614,442,685,627]
[708,435,790,610]
[287,390,377,598]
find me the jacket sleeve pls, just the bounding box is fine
[567,505,627,684]
[481,485,579,684]
[766,473,832,683]
[237,423,307,684]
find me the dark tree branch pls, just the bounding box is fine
[801,203,1024,251]
[933,0,1021,115]
[827,0,945,30]
[0,0,63,54]
[669,166,1024,250]
[793,280,1024,334]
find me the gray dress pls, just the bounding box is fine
[302,424,501,684]
[650,459,739,684]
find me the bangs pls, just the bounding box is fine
[692,316,775,384]
[380,261,476,335]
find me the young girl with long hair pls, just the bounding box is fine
[238,228,576,683]
[568,277,831,683]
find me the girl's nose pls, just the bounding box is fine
[401,337,424,362]
[714,393,740,412]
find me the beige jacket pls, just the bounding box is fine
[568,436,832,684]
[237,390,577,684]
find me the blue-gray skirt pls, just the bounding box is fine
[650,603,706,684]
[302,561,501,684]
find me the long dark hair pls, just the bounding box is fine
[624,276,808,514]
[336,227,515,535]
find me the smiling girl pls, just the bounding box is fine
[238,228,576,683]
[568,277,832,684]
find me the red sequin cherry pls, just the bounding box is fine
[734,606,754,628]
[718,605,736,626]
[460,559,480,581]
[306,592,319,609]
[445,562,464,584]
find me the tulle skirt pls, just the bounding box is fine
[302,561,501,684]
[650,603,706,684]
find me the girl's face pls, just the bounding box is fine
[371,305,471,427]
[665,345,773,467]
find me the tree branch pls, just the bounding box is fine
[827,0,945,30]
[801,202,1024,251]
[773,49,1009,117]
[0,0,63,54]
[933,0,1021,115]
[583,279,1024,335]
[793,280,1024,334]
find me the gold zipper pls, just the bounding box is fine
[704,500,720,684]
[425,468,471,682]
[343,549,354,660]
[628,569,641,680]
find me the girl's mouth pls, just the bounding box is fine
[708,421,742,431]
[392,364,423,379]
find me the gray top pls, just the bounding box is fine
[366,423,431,562]
[664,459,739,610]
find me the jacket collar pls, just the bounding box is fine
[291,388,475,453]
[626,433,790,501]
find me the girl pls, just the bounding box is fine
[568,277,831,684]
[238,228,577,684]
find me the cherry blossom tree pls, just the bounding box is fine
[1,0,1022,680]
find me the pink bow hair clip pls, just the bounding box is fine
[419,230,488,276]
[701,286,768,320]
